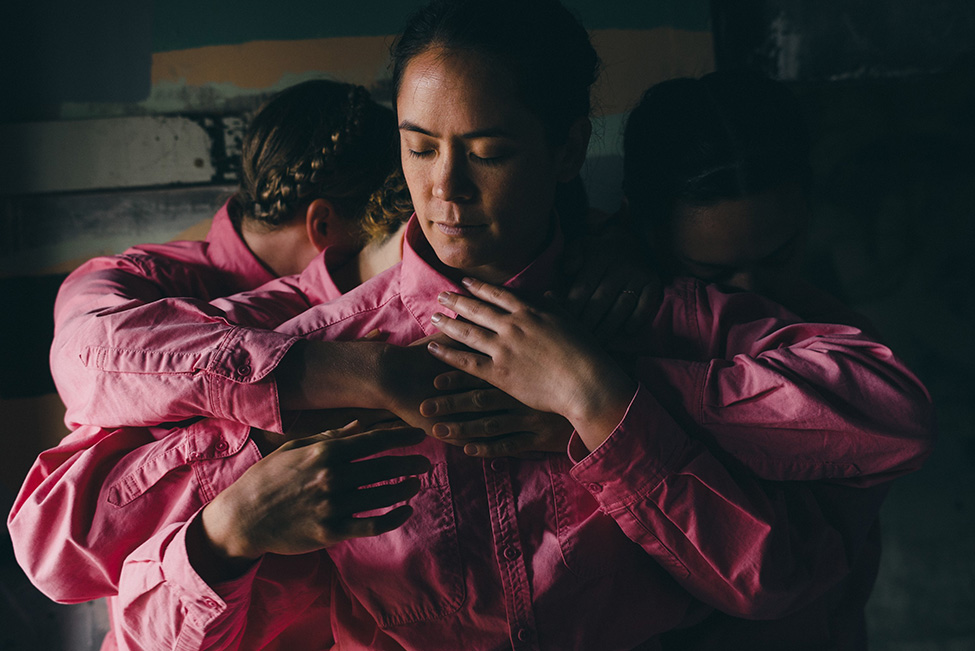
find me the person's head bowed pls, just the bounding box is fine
[237,80,408,259]
[623,70,813,289]
[390,0,599,283]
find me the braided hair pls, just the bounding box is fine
[237,80,410,243]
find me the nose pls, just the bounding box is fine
[433,150,474,202]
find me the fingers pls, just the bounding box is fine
[429,407,540,440]
[430,310,497,354]
[563,253,609,317]
[341,476,423,517]
[460,433,538,458]
[344,454,432,491]
[322,425,426,463]
[592,283,643,341]
[432,370,489,391]
[456,277,528,314]
[426,337,493,380]
[626,279,663,335]
[580,264,630,333]
[337,504,415,540]
[420,388,518,417]
[284,420,364,450]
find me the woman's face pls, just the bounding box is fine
[667,182,809,292]
[397,47,582,283]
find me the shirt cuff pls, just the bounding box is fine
[161,511,263,625]
[208,327,301,432]
[568,382,695,511]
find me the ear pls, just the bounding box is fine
[556,117,592,182]
[304,198,336,252]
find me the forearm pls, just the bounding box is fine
[7,418,258,603]
[638,279,936,483]
[275,339,393,412]
[569,384,878,619]
[52,258,303,431]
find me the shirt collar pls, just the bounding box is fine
[399,214,564,336]
[204,198,278,291]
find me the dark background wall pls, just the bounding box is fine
[712,2,975,648]
[1,1,973,649]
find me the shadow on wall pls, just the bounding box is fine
[796,64,975,649]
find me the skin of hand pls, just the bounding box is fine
[252,408,402,456]
[277,338,456,437]
[561,221,662,341]
[192,422,431,583]
[426,278,637,451]
[419,372,573,458]
[416,247,660,458]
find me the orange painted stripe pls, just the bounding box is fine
[151,28,714,117]
[151,35,396,92]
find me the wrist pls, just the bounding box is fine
[188,502,260,585]
[566,361,636,452]
[278,340,388,411]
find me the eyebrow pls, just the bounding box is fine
[398,120,517,140]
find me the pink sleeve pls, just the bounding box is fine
[51,253,303,432]
[564,281,934,619]
[6,418,258,603]
[569,384,889,620]
[635,279,935,483]
[113,516,263,651]
[112,515,333,651]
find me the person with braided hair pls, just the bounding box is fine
[9,67,658,641]
[48,79,410,434]
[5,1,930,649]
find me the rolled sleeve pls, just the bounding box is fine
[116,513,262,651]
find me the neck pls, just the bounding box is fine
[240,219,315,277]
[333,222,408,293]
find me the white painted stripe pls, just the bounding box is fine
[0,116,221,195]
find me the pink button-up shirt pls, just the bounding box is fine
[49,199,346,434]
[11,217,932,650]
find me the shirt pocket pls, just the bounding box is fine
[327,460,466,628]
[549,456,647,580]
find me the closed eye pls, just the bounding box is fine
[470,152,508,166]
[407,149,435,159]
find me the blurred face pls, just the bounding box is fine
[397,47,582,283]
[668,183,809,292]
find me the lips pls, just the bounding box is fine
[435,222,487,236]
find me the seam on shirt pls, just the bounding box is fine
[619,503,691,579]
[401,293,434,335]
[87,346,207,373]
[294,291,402,338]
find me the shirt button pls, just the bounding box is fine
[490,459,506,472]
[215,441,228,452]
[503,545,519,561]
[236,365,251,377]
[587,482,603,494]
[517,628,533,643]
[202,598,216,608]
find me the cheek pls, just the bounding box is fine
[401,165,429,209]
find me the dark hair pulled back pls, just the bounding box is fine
[391,0,599,145]
[237,79,408,243]
[623,69,812,231]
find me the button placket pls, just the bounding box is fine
[482,459,539,651]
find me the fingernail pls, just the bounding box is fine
[427,341,440,352]
[461,277,474,288]
[431,313,442,324]
[464,443,479,456]
[433,424,449,438]
[437,292,450,304]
